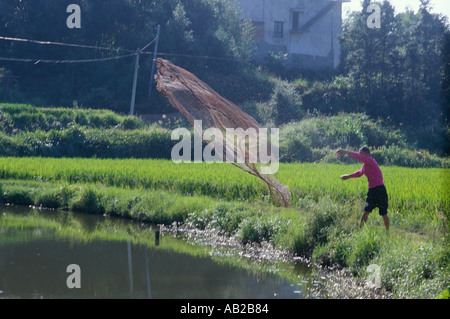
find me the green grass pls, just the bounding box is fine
[0,157,448,298]
[0,157,447,224]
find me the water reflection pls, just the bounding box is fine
[0,206,316,299]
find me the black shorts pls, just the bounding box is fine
[364,185,388,216]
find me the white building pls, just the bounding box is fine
[237,0,350,69]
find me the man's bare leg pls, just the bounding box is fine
[382,214,390,231]
[360,211,371,228]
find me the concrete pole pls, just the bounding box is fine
[129,48,140,115]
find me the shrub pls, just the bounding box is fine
[371,145,448,168]
[291,196,341,256]
[2,186,34,205]
[237,215,284,245]
[57,184,75,210]
[121,116,143,130]
[70,187,104,214]
[258,79,304,126]
[279,137,313,162]
[208,203,247,235]
[34,189,61,208]
[347,226,385,270]
[278,113,415,164]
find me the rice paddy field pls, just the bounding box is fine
[0,157,447,217]
[0,156,449,298]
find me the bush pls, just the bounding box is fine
[279,137,313,162]
[277,113,436,165]
[208,203,247,235]
[34,189,61,208]
[2,186,34,205]
[258,79,304,126]
[1,124,175,159]
[298,76,361,116]
[280,113,405,149]
[70,187,104,214]
[371,241,447,298]
[83,126,174,159]
[291,196,341,255]
[122,116,144,130]
[237,215,285,245]
[347,226,384,270]
[371,145,448,168]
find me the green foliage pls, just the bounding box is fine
[185,202,287,245]
[280,113,405,150]
[0,0,258,113]
[292,196,343,255]
[277,113,445,167]
[0,155,448,298]
[437,288,450,299]
[346,226,384,269]
[237,215,286,245]
[338,1,448,152]
[2,186,35,206]
[370,240,448,298]
[70,187,105,215]
[0,104,141,132]
[0,104,175,158]
[34,189,62,209]
[257,79,304,127]
[371,145,449,168]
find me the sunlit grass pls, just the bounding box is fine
[0,157,448,298]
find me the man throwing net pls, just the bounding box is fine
[337,147,390,231]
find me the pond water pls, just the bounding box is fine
[0,206,323,299]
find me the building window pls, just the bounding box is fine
[292,11,303,31]
[273,21,283,38]
[252,21,265,40]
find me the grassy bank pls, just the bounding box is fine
[1,104,448,167]
[0,157,448,298]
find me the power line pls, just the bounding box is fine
[0,52,138,64]
[140,37,158,52]
[0,35,137,53]
[0,35,160,64]
[0,51,237,65]
[145,51,235,61]
[0,35,237,64]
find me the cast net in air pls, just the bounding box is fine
[154,58,290,206]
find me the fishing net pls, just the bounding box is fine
[154,58,290,206]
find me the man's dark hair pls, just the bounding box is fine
[360,146,370,155]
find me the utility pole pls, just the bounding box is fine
[129,48,140,116]
[147,25,160,103]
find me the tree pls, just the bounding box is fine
[339,0,448,152]
[340,1,400,119]
[0,0,255,112]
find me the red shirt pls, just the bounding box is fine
[348,151,384,189]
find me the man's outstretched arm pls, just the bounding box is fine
[341,169,363,180]
[336,149,364,180]
[336,149,350,157]
[337,149,373,165]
